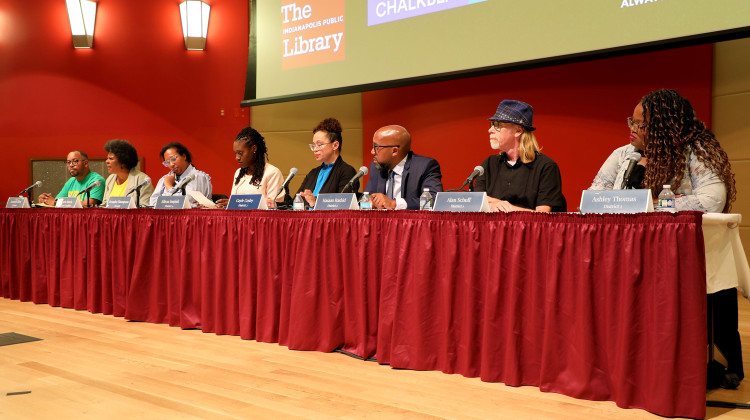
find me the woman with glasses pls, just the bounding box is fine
[295,117,359,208]
[149,142,213,207]
[474,99,566,212]
[589,89,740,389]
[215,126,284,209]
[102,139,153,207]
[590,89,735,213]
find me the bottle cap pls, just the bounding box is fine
[423,188,429,191]
[663,185,670,189]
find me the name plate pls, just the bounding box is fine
[107,196,136,209]
[579,189,653,214]
[56,197,83,208]
[227,194,267,210]
[433,192,490,212]
[313,193,357,210]
[155,195,190,209]
[6,197,30,208]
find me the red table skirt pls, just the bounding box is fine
[0,208,707,418]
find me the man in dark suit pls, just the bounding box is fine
[365,125,443,210]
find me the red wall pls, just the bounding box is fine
[1,0,712,210]
[0,0,250,200]
[362,45,713,210]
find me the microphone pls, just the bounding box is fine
[340,166,368,193]
[619,151,642,189]
[274,167,298,200]
[17,181,42,196]
[454,166,484,191]
[173,173,195,192]
[77,180,101,196]
[125,177,151,196]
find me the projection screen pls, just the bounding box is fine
[242,0,750,106]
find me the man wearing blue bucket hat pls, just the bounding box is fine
[474,99,566,212]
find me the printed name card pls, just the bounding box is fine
[432,192,490,212]
[155,195,190,209]
[6,197,30,208]
[579,189,653,214]
[107,196,136,209]
[227,194,267,210]
[313,193,357,210]
[56,197,83,208]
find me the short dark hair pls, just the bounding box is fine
[313,117,343,152]
[103,139,139,170]
[160,142,192,163]
[72,150,89,160]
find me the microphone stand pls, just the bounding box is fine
[340,182,353,194]
[26,188,34,207]
[135,189,141,208]
[469,179,476,192]
[85,189,91,208]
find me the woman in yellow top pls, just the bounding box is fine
[101,139,154,207]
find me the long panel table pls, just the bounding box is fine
[0,208,707,418]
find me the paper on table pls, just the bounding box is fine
[188,190,217,209]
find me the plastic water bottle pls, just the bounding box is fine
[419,188,433,211]
[293,193,305,211]
[657,184,675,212]
[359,192,372,210]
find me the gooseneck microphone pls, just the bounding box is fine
[174,173,196,195]
[619,151,642,190]
[77,180,101,196]
[125,178,151,196]
[125,177,151,208]
[17,180,42,196]
[340,166,368,193]
[274,168,298,201]
[450,166,484,192]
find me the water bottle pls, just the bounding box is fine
[359,192,372,210]
[419,188,433,211]
[657,184,675,212]
[293,193,305,211]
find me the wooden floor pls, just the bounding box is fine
[1,297,749,420]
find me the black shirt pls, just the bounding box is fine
[474,152,566,212]
[296,155,359,195]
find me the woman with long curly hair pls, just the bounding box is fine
[215,127,284,209]
[590,89,742,389]
[590,89,736,213]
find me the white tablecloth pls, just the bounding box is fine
[703,213,750,296]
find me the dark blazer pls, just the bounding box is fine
[364,151,443,210]
[296,155,359,195]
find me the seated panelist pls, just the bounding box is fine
[474,100,566,212]
[296,117,359,208]
[364,125,443,210]
[102,139,153,207]
[215,127,284,209]
[149,142,212,207]
[589,88,735,213]
[589,88,740,389]
[38,150,105,207]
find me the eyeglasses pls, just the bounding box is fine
[162,155,179,167]
[308,142,331,151]
[627,117,647,131]
[64,159,81,166]
[489,121,505,130]
[372,144,400,152]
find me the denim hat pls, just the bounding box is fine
[488,100,536,131]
